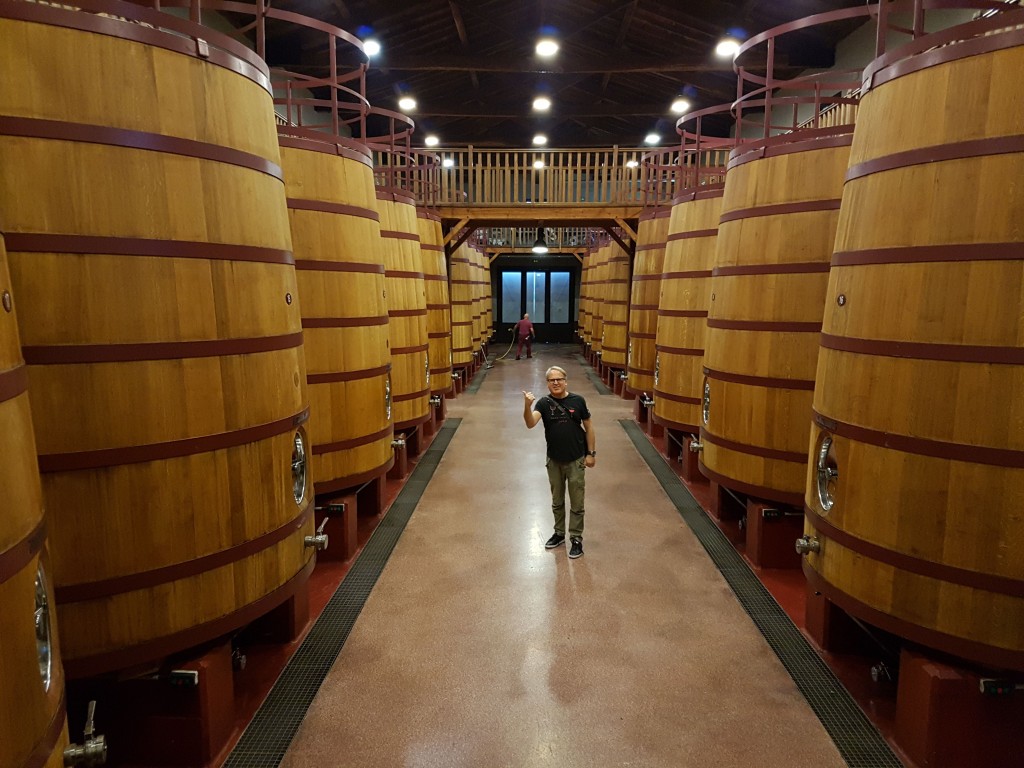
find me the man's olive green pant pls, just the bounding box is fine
[546,456,586,540]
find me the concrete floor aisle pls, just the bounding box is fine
[278,344,847,768]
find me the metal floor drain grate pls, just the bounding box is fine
[574,355,612,395]
[465,363,489,393]
[223,419,462,768]
[620,419,903,768]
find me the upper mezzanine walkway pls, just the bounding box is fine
[411,145,686,254]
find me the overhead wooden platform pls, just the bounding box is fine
[439,204,642,256]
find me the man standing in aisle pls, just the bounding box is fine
[514,313,535,360]
[522,366,596,558]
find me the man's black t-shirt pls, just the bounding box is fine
[534,392,591,462]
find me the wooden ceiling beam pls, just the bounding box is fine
[448,0,470,45]
[446,1,480,92]
[600,0,640,93]
[403,102,692,118]
[557,0,638,39]
[332,54,739,74]
[602,225,635,258]
[329,0,351,22]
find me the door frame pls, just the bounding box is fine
[493,255,580,344]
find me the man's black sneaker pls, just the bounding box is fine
[544,533,565,549]
[569,539,584,559]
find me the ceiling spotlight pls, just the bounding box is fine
[715,37,741,58]
[536,39,559,57]
[533,134,548,146]
[671,98,691,114]
[398,96,417,111]
[533,159,545,169]
[363,39,381,57]
[531,228,549,254]
[424,135,439,147]
[533,96,552,111]
[644,133,660,145]
[626,159,639,168]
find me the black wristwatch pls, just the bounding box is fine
[587,450,597,457]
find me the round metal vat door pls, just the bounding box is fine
[291,428,308,505]
[702,378,710,425]
[35,563,53,691]
[815,433,838,513]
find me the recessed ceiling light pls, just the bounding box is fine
[536,39,559,57]
[533,96,552,111]
[533,159,545,169]
[398,96,417,111]
[644,133,660,145]
[715,37,741,58]
[671,98,691,114]
[363,39,381,57]
[424,135,439,147]
[533,134,548,146]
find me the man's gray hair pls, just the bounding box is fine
[545,366,567,378]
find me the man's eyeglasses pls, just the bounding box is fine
[547,377,566,383]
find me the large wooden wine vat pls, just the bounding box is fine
[449,243,475,370]
[378,191,430,432]
[0,3,314,676]
[626,209,670,395]
[803,20,1024,671]
[480,248,493,345]
[470,245,487,354]
[418,209,453,396]
[578,249,594,346]
[1,232,70,768]
[600,242,631,371]
[654,189,722,433]
[280,136,394,495]
[589,246,607,357]
[699,129,852,505]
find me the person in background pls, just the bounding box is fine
[514,313,535,360]
[522,366,596,559]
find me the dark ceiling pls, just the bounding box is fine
[266,0,868,148]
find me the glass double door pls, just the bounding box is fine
[499,270,575,343]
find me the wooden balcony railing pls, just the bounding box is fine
[471,226,605,252]
[431,146,658,207]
